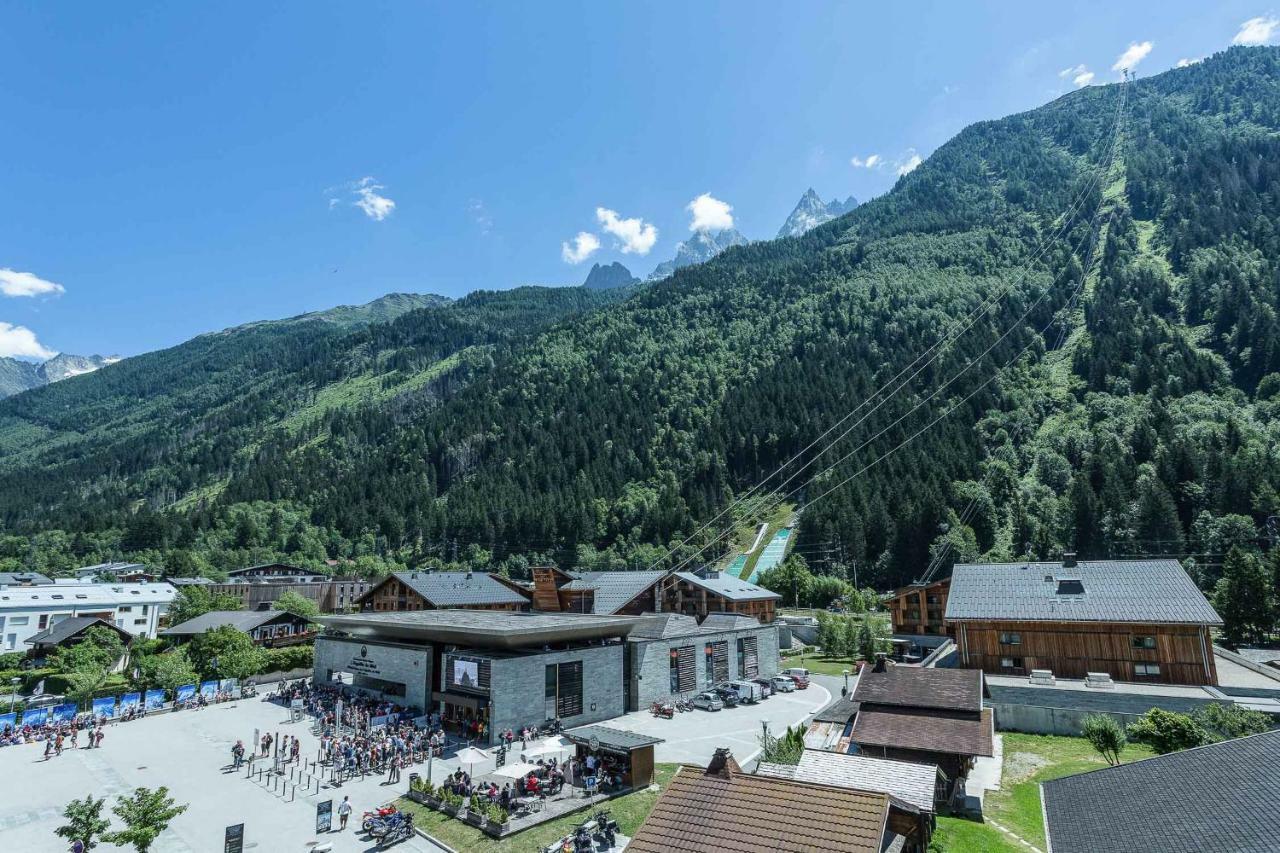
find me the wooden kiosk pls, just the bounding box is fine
[564,725,664,789]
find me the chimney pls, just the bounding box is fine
[465,570,473,580]
[1062,552,1077,569]
[705,747,740,778]
[872,654,888,673]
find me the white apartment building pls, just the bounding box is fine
[0,579,177,652]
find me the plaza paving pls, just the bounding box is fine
[0,688,437,853]
[0,678,830,852]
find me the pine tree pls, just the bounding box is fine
[1213,547,1273,646]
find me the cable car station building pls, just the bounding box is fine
[314,608,780,744]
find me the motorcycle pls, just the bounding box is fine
[649,701,674,719]
[375,812,414,847]
[592,810,619,847]
[362,804,398,832]
[241,683,258,698]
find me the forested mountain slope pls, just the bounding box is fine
[3,47,1279,590]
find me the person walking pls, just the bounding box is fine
[94,729,104,749]
[337,796,352,831]
[232,740,245,769]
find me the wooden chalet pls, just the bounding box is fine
[663,569,780,623]
[886,577,951,636]
[848,662,993,806]
[528,566,667,615]
[945,556,1222,686]
[356,570,530,613]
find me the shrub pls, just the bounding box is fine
[1127,708,1208,754]
[1081,714,1126,765]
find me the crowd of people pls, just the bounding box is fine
[1,714,113,751]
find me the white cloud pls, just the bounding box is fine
[0,268,65,298]
[896,151,923,176]
[687,193,735,232]
[561,231,601,264]
[352,176,396,221]
[1059,63,1088,79]
[0,322,56,359]
[1175,56,1204,68]
[595,207,658,255]
[1234,16,1280,45]
[1113,41,1153,72]
[1073,70,1096,87]
[850,154,883,169]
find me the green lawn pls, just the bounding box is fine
[396,763,678,852]
[783,649,861,679]
[937,733,1156,852]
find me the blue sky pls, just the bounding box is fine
[2,2,1278,358]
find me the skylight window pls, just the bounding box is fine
[1055,579,1085,596]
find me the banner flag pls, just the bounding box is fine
[199,680,218,698]
[120,693,141,712]
[51,703,77,724]
[145,689,166,710]
[92,696,117,719]
[21,707,48,727]
[176,684,196,702]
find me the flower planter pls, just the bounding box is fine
[483,819,511,838]
[464,810,485,827]
[441,803,458,817]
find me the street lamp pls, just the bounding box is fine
[842,669,851,697]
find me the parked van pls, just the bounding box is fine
[731,680,763,704]
[781,667,811,689]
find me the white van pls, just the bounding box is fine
[731,680,763,704]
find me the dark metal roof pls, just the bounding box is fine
[564,725,664,751]
[945,560,1222,624]
[389,571,530,607]
[1042,731,1280,853]
[814,696,860,724]
[161,610,301,636]
[26,616,131,647]
[697,613,767,631]
[853,666,985,713]
[318,609,638,648]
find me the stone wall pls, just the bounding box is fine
[629,624,781,710]
[313,635,433,712]
[486,644,624,743]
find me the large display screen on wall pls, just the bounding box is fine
[452,659,480,688]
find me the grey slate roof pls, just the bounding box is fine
[393,571,530,607]
[162,610,297,636]
[944,560,1222,624]
[627,613,704,640]
[674,571,782,602]
[26,616,130,647]
[1042,730,1280,853]
[568,570,668,615]
[0,571,54,586]
[854,666,985,713]
[757,751,939,813]
[813,696,860,724]
[698,613,767,631]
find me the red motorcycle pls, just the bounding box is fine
[362,804,398,832]
[649,701,675,719]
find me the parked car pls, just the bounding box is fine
[691,691,724,711]
[726,680,759,704]
[781,667,811,689]
[770,675,796,693]
[22,693,66,709]
[713,685,740,707]
[751,678,773,698]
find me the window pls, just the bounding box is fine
[119,606,132,613]
[9,616,28,626]
[738,636,759,679]
[51,594,64,600]
[1132,636,1156,649]
[999,632,1021,645]
[1134,663,1161,676]
[1000,657,1024,670]
[38,614,48,629]
[671,646,695,694]
[142,605,149,615]
[134,618,147,626]
[545,661,584,719]
[705,641,729,684]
